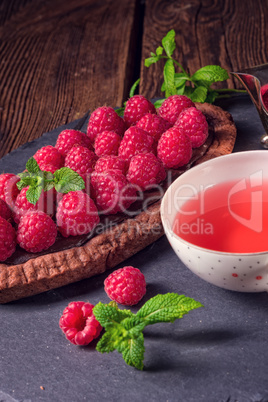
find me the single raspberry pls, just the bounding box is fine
[126,152,166,190]
[59,301,102,346]
[33,145,64,173]
[104,266,146,306]
[136,113,172,141]
[124,95,156,127]
[64,145,97,182]
[158,95,195,125]
[0,199,12,221]
[157,127,192,169]
[13,187,55,224]
[87,106,125,143]
[0,173,20,208]
[94,130,121,157]
[118,126,155,164]
[0,216,16,261]
[174,106,209,148]
[91,170,137,214]
[56,191,100,237]
[55,129,93,157]
[94,155,127,175]
[17,211,57,253]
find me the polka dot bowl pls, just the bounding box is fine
[160,150,268,292]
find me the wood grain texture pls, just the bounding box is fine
[140,0,268,99]
[0,0,140,158]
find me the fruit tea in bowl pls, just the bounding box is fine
[160,150,268,292]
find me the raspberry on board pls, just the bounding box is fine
[56,191,100,237]
[59,301,102,346]
[158,95,195,125]
[13,186,56,224]
[126,152,166,191]
[64,145,97,182]
[17,211,57,253]
[118,126,155,164]
[55,129,93,157]
[33,145,64,173]
[104,266,146,306]
[94,155,127,175]
[0,199,12,222]
[91,170,137,214]
[94,130,122,157]
[124,95,156,127]
[87,106,125,143]
[0,216,16,262]
[174,107,209,148]
[157,127,192,169]
[0,173,20,208]
[136,113,172,141]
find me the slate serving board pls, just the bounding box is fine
[0,95,268,402]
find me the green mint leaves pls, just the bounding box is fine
[17,157,85,204]
[144,29,242,104]
[93,293,203,370]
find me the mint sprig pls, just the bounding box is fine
[144,29,245,104]
[93,293,203,370]
[17,157,85,204]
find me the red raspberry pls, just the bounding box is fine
[87,106,125,143]
[55,129,92,157]
[174,107,209,148]
[157,127,192,169]
[136,113,172,141]
[124,95,156,127]
[104,266,146,306]
[64,145,97,182]
[0,173,20,208]
[56,191,100,237]
[94,155,127,175]
[33,145,64,173]
[118,126,155,164]
[158,95,195,125]
[13,187,55,224]
[91,170,137,214]
[94,130,121,157]
[59,301,102,346]
[127,153,166,191]
[0,216,16,261]
[17,211,57,253]
[0,199,12,221]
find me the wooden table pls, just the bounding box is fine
[0,0,267,159]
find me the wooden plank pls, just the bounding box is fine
[140,0,268,99]
[0,0,140,158]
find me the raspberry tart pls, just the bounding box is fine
[0,100,236,303]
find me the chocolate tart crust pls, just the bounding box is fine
[0,103,237,303]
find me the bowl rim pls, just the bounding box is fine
[160,150,268,257]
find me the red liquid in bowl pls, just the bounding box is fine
[172,178,268,253]
[261,84,268,110]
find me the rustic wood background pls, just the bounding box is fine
[0,0,267,159]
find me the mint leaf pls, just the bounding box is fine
[115,107,125,117]
[93,302,133,327]
[144,56,160,67]
[163,59,176,97]
[156,46,163,56]
[96,329,117,353]
[121,332,145,370]
[136,293,203,325]
[53,167,85,193]
[26,157,41,174]
[189,86,208,103]
[129,78,140,98]
[162,29,176,58]
[26,185,43,205]
[206,90,219,104]
[153,99,165,108]
[191,65,229,85]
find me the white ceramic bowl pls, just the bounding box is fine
[160,150,268,292]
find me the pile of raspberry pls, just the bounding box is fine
[0,94,209,262]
